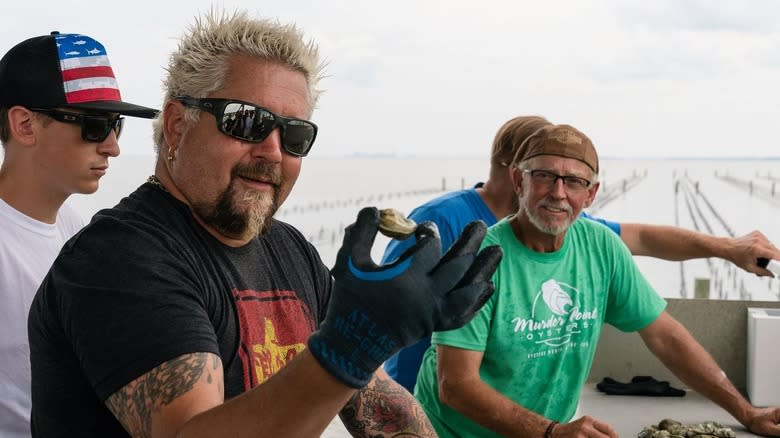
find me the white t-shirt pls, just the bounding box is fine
[0,199,84,437]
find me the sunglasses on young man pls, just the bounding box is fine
[29,108,124,142]
[175,96,318,157]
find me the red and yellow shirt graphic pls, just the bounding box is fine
[232,288,316,390]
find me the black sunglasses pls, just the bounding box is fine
[29,108,123,142]
[175,96,318,157]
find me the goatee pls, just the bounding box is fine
[193,162,281,241]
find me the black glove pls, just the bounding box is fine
[596,376,685,397]
[308,207,502,388]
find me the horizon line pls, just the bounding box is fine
[110,151,780,161]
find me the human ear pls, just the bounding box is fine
[162,100,188,156]
[509,166,524,196]
[584,182,600,207]
[7,106,37,146]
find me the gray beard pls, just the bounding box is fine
[524,202,573,236]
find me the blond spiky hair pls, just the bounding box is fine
[152,8,325,151]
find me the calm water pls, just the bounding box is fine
[66,154,780,302]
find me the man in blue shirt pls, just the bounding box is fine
[382,115,780,392]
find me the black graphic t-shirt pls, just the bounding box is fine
[28,183,332,436]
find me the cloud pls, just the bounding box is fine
[2,0,780,158]
[613,0,780,34]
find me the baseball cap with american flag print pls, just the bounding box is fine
[0,31,157,118]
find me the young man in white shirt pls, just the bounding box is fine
[0,31,157,437]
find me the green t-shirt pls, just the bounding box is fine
[415,217,667,438]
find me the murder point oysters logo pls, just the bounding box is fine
[540,279,572,315]
[512,279,598,348]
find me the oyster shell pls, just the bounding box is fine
[639,419,734,438]
[378,208,417,239]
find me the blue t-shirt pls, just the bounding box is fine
[381,188,495,391]
[580,210,621,235]
[381,184,621,391]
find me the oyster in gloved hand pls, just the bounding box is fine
[378,208,417,239]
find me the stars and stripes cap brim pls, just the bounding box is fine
[0,32,158,118]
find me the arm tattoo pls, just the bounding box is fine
[339,372,437,437]
[105,352,222,438]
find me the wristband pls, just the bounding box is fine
[544,420,558,438]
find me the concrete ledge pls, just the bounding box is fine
[588,298,780,393]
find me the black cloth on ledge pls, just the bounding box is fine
[596,375,686,397]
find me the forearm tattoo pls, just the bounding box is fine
[339,373,437,437]
[105,352,222,437]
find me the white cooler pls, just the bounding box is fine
[747,307,780,406]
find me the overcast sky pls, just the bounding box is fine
[3,0,780,158]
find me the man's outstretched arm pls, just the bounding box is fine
[620,225,780,276]
[640,312,780,437]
